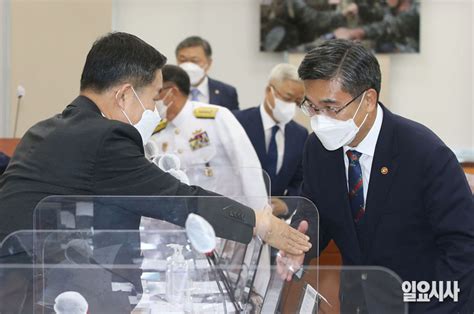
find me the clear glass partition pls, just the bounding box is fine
[0,195,323,313]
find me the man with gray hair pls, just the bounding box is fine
[235,63,308,219]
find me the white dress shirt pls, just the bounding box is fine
[260,104,286,174]
[191,76,210,104]
[343,104,384,203]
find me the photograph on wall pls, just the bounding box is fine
[260,0,420,53]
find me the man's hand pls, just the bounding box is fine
[276,220,308,281]
[255,207,311,255]
[270,197,289,217]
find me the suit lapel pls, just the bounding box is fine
[252,109,268,166]
[364,105,399,257]
[276,123,294,187]
[208,78,220,104]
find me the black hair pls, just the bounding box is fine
[162,65,191,96]
[175,36,212,58]
[80,32,167,92]
[298,39,381,98]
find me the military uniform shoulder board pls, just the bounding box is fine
[152,119,168,134]
[193,106,218,119]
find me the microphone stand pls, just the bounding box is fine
[13,95,22,137]
[206,251,242,313]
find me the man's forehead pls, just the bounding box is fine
[178,46,206,57]
[303,79,345,102]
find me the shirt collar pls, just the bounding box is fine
[196,76,209,98]
[171,100,193,128]
[344,104,383,157]
[259,103,285,135]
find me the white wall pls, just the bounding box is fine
[0,0,10,137]
[114,0,473,150]
[113,0,283,107]
[8,0,112,137]
[388,0,473,149]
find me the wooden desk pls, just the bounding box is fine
[462,162,474,175]
[0,138,21,156]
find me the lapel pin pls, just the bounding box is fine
[381,167,389,175]
[215,89,220,95]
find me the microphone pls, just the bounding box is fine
[185,213,216,254]
[54,291,88,314]
[144,141,159,160]
[13,85,25,137]
[156,153,181,172]
[185,214,241,312]
[153,153,190,185]
[64,239,136,287]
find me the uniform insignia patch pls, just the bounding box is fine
[189,129,210,151]
[193,106,218,119]
[152,119,168,134]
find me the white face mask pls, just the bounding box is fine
[120,87,161,145]
[179,62,206,85]
[310,92,368,151]
[269,87,296,125]
[155,89,173,120]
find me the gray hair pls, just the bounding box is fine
[268,63,301,84]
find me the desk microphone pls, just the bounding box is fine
[54,291,88,314]
[13,85,25,137]
[185,214,242,312]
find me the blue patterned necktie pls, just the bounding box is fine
[190,88,200,101]
[347,150,365,223]
[267,125,279,179]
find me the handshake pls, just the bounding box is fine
[254,205,311,256]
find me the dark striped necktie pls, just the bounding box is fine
[347,150,365,223]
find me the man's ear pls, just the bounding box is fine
[114,84,133,110]
[365,88,378,113]
[205,57,213,72]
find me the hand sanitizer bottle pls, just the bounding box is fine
[166,244,190,307]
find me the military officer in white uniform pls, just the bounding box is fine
[146,65,267,209]
[142,65,270,302]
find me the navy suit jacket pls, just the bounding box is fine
[208,77,239,111]
[293,105,474,313]
[235,107,308,197]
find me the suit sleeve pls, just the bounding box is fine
[423,145,474,312]
[291,136,332,261]
[92,124,256,243]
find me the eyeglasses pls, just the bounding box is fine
[299,89,366,117]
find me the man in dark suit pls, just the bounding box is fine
[277,40,474,313]
[0,32,310,313]
[176,36,239,111]
[235,63,308,217]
